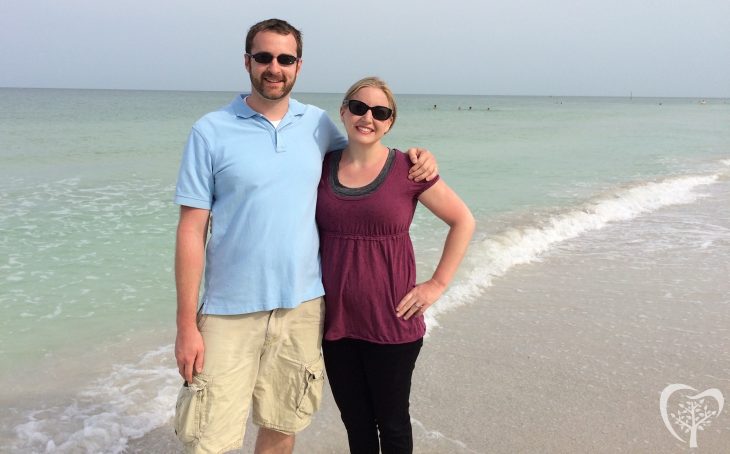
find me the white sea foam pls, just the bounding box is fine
[411,417,480,453]
[39,303,63,320]
[424,172,720,332]
[12,345,179,454]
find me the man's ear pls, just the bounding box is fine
[295,59,303,76]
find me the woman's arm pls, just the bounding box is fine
[396,180,475,320]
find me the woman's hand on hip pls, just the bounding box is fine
[396,279,446,320]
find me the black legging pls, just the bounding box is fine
[322,337,423,454]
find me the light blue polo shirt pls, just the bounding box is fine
[175,95,347,314]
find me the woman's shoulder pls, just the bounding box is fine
[392,148,433,174]
[390,148,440,192]
[391,148,413,166]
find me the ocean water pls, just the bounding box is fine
[1,88,728,452]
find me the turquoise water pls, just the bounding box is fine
[1,88,729,452]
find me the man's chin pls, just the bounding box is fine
[262,89,294,101]
[262,92,287,101]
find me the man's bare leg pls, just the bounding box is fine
[254,427,295,454]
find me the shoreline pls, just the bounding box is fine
[9,180,730,452]
[406,181,730,452]
[2,88,729,453]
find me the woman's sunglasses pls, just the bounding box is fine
[344,99,393,121]
[246,52,299,66]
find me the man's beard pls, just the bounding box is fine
[251,70,297,101]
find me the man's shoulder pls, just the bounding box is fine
[191,101,238,132]
[290,98,330,118]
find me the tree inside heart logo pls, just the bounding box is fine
[659,384,725,448]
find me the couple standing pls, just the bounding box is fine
[173,18,474,454]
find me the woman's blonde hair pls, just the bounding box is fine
[342,76,397,129]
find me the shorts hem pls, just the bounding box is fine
[218,440,243,454]
[254,418,310,435]
[182,439,241,454]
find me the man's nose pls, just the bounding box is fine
[265,58,283,72]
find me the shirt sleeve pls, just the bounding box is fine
[174,128,214,210]
[414,174,440,197]
[400,150,440,198]
[319,113,347,155]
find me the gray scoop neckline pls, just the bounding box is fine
[329,148,396,197]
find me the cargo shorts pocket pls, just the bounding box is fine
[295,355,325,418]
[174,373,211,445]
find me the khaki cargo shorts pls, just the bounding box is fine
[174,297,325,454]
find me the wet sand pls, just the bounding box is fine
[129,181,730,453]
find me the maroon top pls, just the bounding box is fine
[316,149,439,344]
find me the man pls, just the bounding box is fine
[173,18,436,454]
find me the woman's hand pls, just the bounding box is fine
[396,279,446,320]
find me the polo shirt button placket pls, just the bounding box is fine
[275,125,287,153]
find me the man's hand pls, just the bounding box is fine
[175,325,205,384]
[174,206,209,384]
[406,147,439,182]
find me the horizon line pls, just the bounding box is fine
[0,85,727,100]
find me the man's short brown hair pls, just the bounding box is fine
[245,18,303,58]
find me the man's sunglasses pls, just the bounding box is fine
[246,52,299,66]
[344,99,393,121]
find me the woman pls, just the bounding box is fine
[316,77,475,453]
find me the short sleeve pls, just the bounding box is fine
[174,128,214,209]
[402,151,440,198]
[412,173,439,198]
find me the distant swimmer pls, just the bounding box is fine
[468,106,472,110]
[433,104,437,109]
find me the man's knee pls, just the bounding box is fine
[254,427,295,454]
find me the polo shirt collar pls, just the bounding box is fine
[231,94,306,120]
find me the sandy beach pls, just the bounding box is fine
[126,181,730,453]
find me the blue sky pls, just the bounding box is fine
[1,0,728,97]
